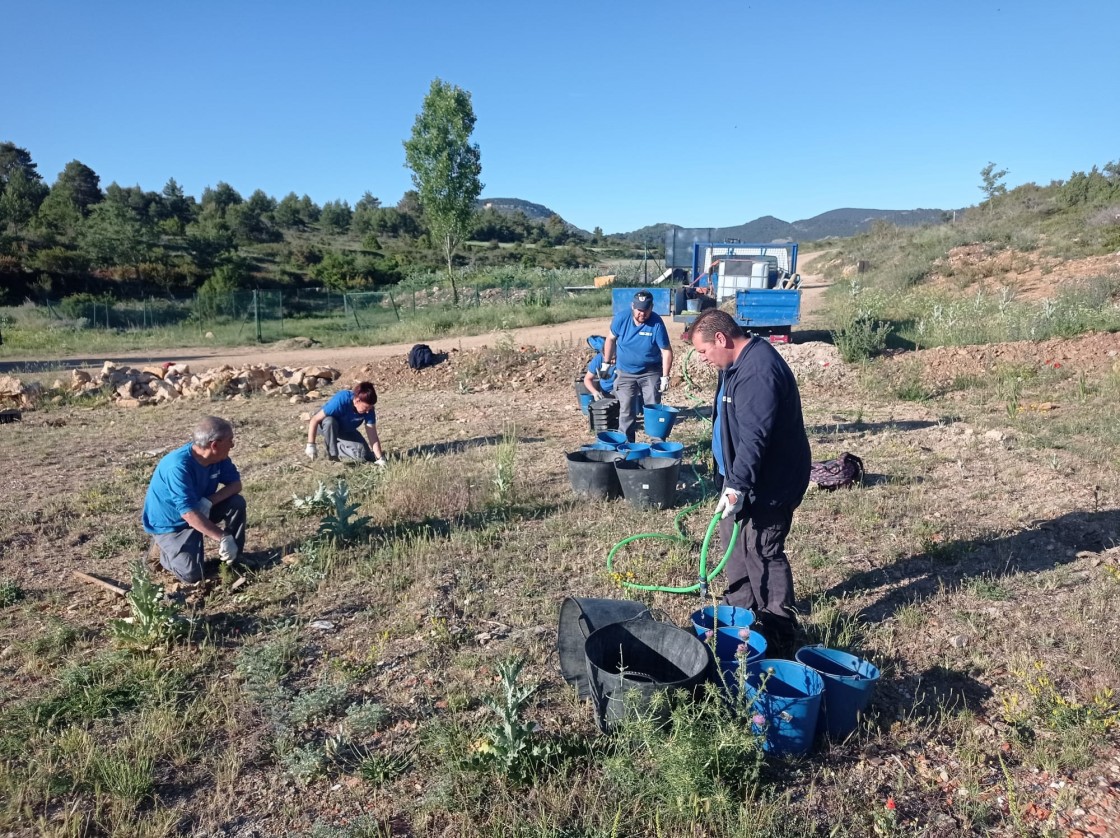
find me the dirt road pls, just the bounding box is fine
[8,255,831,374]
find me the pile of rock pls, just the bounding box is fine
[1,362,343,409]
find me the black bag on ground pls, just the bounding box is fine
[810,452,864,490]
[408,343,440,370]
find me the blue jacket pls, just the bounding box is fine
[713,337,811,510]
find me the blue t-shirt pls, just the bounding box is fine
[142,443,240,534]
[587,352,616,395]
[712,378,727,477]
[322,389,376,432]
[609,310,671,374]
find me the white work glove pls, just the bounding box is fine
[305,443,318,460]
[218,534,239,564]
[374,457,387,467]
[197,497,213,518]
[658,375,670,394]
[715,486,745,520]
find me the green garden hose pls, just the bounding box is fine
[606,498,740,595]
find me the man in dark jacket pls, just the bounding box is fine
[689,310,811,648]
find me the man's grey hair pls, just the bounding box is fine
[193,416,234,447]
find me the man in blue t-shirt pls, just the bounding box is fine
[580,335,617,400]
[602,290,674,442]
[306,380,386,464]
[142,416,246,584]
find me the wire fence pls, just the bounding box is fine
[37,277,612,342]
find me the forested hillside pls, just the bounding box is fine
[0,142,617,306]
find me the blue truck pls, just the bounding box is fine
[611,240,803,342]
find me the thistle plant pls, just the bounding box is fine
[472,656,556,783]
[292,481,337,514]
[110,561,188,649]
[491,425,518,508]
[318,480,371,543]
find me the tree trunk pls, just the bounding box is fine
[444,233,458,305]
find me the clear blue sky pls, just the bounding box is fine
[3,0,1117,234]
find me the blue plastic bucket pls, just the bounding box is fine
[649,441,684,459]
[745,659,825,756]
[581,442,619,452]
[597,430,627,446]
[579,393,594,415]
[691,605,755,641]
[716,630,768,696]
[643,404,679,440]
[794,646,880,740]
[617,442,651,461]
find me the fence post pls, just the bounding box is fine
[253,290,262,343]
[387,291,401,321]
[279,291,284,336]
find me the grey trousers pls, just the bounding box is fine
[718,501,796,623]
[153,494,247,584]
[321,416,374,462]
[614,371,660,442]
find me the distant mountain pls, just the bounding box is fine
[476,197,591,236]
[476,198,953,243]
[613,207,954,243]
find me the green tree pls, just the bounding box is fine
[0,166,48,227]
[979,161,1008,205]
[0,143,48,228]
[80,200,156,280]
[403,78,484,303]
[153,178,195,235]
[0,142,41,186]
[319,199,353,234]
[228,189,279,243]
[37,160,103,235]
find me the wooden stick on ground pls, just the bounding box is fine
[72,570,130,597]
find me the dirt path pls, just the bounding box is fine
[793,249,831,328]
[7,258,833,375]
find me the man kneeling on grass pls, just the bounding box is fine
[142,416,246,584]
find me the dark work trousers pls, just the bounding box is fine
[321,416,374,462]
[614,371,660,443]
[718,502,796,624]
[153,494,247,584]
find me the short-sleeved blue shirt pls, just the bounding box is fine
[609,310,671,374]
[142,443,240,534]
[586,352,616,395]
[322,389,376,432]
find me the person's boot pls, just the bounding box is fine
[755,612,799,659]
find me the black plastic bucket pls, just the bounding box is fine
[557,597,652,699]
[584,619,711,731]
[566,450,623,500]
[588,398,620,432]
[614,457,680,509]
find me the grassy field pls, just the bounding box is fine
[1,325,1118,836]
[0,289,614,360]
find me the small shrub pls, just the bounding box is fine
[833,313,891,362]
[344,701,388,737]
[109,562,188,650]
[236,628,301,697]
[288,684,348,729]
[0,578,23,607]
